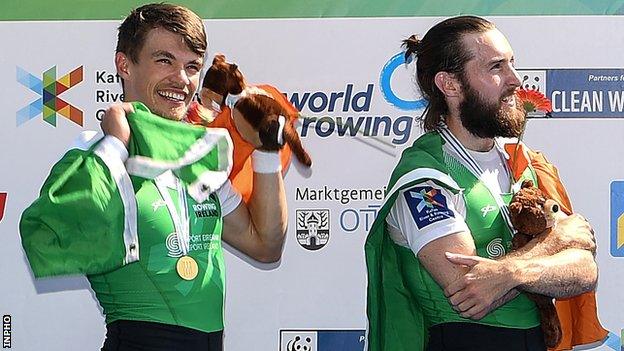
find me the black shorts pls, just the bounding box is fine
[425,322,546,351]
[101,320,223,351]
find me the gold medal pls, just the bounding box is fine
[176,255,199,280]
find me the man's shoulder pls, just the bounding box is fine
[393,131,447,175]
[70,130,104,151]
[385,131,461,198]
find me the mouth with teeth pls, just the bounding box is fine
[157,90,187,103]
[501,93,516,108]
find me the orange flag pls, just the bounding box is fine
[505,143,608,350]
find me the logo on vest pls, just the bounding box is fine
[296,209,330,251]
[486,238,505,259]
[404,186,454,229]
[481,204,496,217]
[166,233,184,257]
[166,232,220,256]
[151,199,166,212]
[192,202,218,218]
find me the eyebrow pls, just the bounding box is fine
[152,50,175,60]
[189,58,203,67]
[152,50,203,66]
[487,56,509,66]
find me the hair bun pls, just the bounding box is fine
[402,34,421,63]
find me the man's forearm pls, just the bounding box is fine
[505,248,597,298]
[507,214,596,261]
[248,171,287,260]
[504,233,555,259]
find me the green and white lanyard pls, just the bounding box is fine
[438,124,516,237]
[155,175,191,257]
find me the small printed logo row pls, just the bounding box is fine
[280,330,365,351]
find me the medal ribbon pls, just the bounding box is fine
[155,176,190,256]
[438,124,516,237]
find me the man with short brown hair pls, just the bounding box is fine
[21,4,287,350]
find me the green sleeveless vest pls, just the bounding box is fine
[88,177,226,333]
[366,131,539,351]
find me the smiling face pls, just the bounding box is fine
[457,28,525,138]
[116,27,204,121]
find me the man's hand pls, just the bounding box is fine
[470,289,520,320]
[101,103,134,148]
[444,252,518,319]
[541,214,596,254]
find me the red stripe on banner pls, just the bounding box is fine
[0,192,6,222]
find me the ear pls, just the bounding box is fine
[115,52,131,80]
[521,179,534,189]
[509,202,523,215]
[433,71,461,98]
[213,53,226,65]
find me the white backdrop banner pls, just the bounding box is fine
[1,16,624,351]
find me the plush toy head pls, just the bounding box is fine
[509,179,560,236]
[202,54,245,104]
[200,54,312,167]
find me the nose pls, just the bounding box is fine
[508,65,521,89]
[172,69,190,86]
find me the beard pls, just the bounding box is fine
[458,82,526,139]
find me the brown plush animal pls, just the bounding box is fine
[509,179,562,348]
[201,54,312,167]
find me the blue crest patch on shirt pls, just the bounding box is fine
[403,186,455,229]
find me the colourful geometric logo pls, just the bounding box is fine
[404,186,455,229]
[610,181,624,257]
[16,66,84,127]
[410,187,445,211]
[0,192,6,223]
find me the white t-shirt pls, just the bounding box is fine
[386,141,511,255]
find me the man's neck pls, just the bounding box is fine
[445,114,495,152]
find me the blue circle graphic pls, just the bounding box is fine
[379,52,427,111]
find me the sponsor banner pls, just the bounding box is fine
[339,204,381,234]
[4,15,624,351]
[0,193,6,222]
[280,330,365,351]
[289,81,417,149]
[17,65,84,127]
[611,181,624,257]
[518,69,624,118]
[6,0,624,20]
[296,209,331,251]
[294,186,385,240]
[4,1,624,21]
